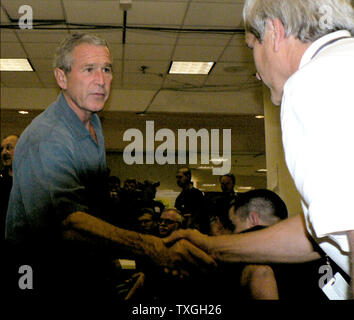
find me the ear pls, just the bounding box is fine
[248,211,260,227]
[54,68,67,90]
[270,18,286,52]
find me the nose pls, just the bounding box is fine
[94,69,105,86]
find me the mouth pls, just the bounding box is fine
[91,92,106,98]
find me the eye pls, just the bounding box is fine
[103,66,113,73]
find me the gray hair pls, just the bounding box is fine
[53,33,111,73]
[243,0,354,42]
[236,197,281,225]
[161,208,184,224]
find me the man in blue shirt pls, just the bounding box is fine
[5,33,214,298]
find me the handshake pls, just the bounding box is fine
[145,229,217,277]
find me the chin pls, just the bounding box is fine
[270,91,283,106]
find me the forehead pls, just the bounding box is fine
[161,210,178,220]
[138,213,153,221]
[221,176,233,183]
[72,43,112,64]
[1,136,18,146]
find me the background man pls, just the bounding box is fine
[175,167,207,231]
[166,0,354,299]
[0,135,18,240]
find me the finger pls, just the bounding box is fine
[180,239,217,269]
[162,230,186,247]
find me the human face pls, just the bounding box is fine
[176,171,189,188]
[246,26,284,106]
[138,213,155,234]
[159,210,181,237]
[1,135,18,169]
[56,43,113,121]
[220,176,234,193]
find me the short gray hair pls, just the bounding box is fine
[53,33,110,73]
[243,0,354,42]
[236,197,281,225]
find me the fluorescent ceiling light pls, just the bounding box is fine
[18,110,29,115]
[169,61,214,75]
[256,169,268,173]
[0,59,33,71]
[255,115,265,119]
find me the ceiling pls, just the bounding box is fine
[0,0,267,192]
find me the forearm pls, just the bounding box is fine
[348,230,354,299]
[62,211,158,259]
[184,214,320,264]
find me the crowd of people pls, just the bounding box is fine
[1,135,326,302]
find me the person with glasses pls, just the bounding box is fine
[159,208,183,238]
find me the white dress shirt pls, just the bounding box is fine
[281,30,354,276]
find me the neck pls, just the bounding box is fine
[183,183,193,191]
[286,37,312,76]
[62,91,92,127]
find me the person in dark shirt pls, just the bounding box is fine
[174,167,207,232]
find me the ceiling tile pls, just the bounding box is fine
[172,45,224,61]
[124,44,174,60]
[36,71,57,88]
[219,46,253,62]
[30,58,54,72]
[126,1,188,26]
[16,29,70,43]
[211,61,256,75]
[122,73,164,89]
[22,42,58,58]
[123,60,170,75]
[1,30,18,42]
[1,6,11,23]
[64,0,124,25]
[163,74,207,88]
[1,0,64,20]
[1,42,27,58]
[125,30,177,45]
[77,30,123,44]
[1,71,42,87]
[176,32,233,47]
[229,33,247,46]
[204,74,259,88]
[183,2,244,28]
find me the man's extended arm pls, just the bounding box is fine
[165,214,321,264]
[62,211,216,273]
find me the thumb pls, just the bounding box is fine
[162,229,188,247]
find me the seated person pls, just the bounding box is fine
[228,189,326,300]
[158,208,183,238]
[136,208,158,236]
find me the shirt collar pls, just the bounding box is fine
[55,92,101,141]
[299,30,352,69]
